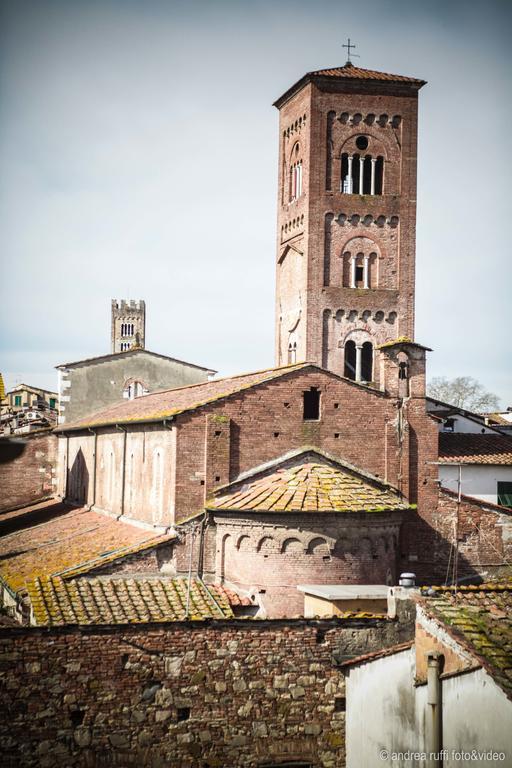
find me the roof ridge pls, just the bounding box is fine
[55,362,318,432]
[56,347,216,372]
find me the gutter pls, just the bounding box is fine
[88,428,97,508]
[116,424,128,517]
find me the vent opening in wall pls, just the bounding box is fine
[303,387,321,421]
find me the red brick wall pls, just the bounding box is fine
[275,77,422,371]
[420,489,512,582]
[174,367,402,522]
[0,616,413,767]
[0,430,56,513]
[214,513,403,616]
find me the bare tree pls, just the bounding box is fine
[427,376,501,413]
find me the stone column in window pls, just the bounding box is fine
[359,156,365,194]
[350,255,357,289]
[370,157,377,195]
[355,344,363,382]
[347,155,353,193]
[363,254,370,289]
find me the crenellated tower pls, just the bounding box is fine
[274,62,426,386]
[111,299,146,353]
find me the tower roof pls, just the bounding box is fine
[274,62,426,108]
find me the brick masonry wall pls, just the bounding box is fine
[420,489,512,582]
[275,78,422,370]
[0,430,57,513]
[0,613,414,768]
[212,512,403,617]
[174,368,403,523]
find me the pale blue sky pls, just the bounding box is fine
[0,0,510,405]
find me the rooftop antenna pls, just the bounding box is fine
[342,37,360,67]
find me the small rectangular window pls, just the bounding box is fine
[303,387,320,421]
[49,398,56,409]
[498,482,512,509]
[355,266,364,283]
[14,395,22,407]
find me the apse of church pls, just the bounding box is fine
[274,64,426,386]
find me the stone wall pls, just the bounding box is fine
[0,612,414,768]
[0,430,56,513]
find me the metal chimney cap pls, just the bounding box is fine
[399,572,416,587]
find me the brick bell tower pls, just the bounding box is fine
[274,60,426,386]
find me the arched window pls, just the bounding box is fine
[344,340,373,383]
[361,342,373,382]
[288,341,297,364]
[124,379,147,399]
[341,152,384,195]
[289,144,303,201]
[344,340,356,380]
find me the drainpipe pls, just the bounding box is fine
[88,428,97,509]
[64,434,69,501]
[426,651,443,767]
[116,425,127,518]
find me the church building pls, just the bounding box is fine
[53,62,512,617]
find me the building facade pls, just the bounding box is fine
[56,349,216,425]
[274,64,425,386]
[52,63,512,615]
[111,299,146,353]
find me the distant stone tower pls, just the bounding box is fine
[111,299,146,353]
[274,61,426,386]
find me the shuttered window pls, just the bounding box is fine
[497,482,512,509]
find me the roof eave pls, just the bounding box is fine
[273,72,426,109]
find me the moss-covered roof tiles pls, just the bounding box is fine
[0,505,173,595]
[439,433,512,465]
[421,582,512,698]
[208,456,412,514]
[28,576,250,626]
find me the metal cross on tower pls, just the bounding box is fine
[342,37,359,65]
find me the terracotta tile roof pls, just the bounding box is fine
[339,640,414,668]
[419,582,512,698]
[483,412,512,427]
[208,452,412,514]
[439,433,512,465]
[274,64,426,108]
[377,337,431,351]
[56,362,313,432]
[0,504,173,595]
[440,487,512,514]
[27,576,250,626]
[308,64,425,83]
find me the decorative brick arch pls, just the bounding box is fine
[256,535,276,553]
[306,537,330,555]
[235,534,251,551]
[281,537,303,554]
[336,130,398,165]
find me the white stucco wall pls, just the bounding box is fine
[346,648,512,768]
[441,667,511,767]
[346,647,426,768]
[440,464,512,505]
